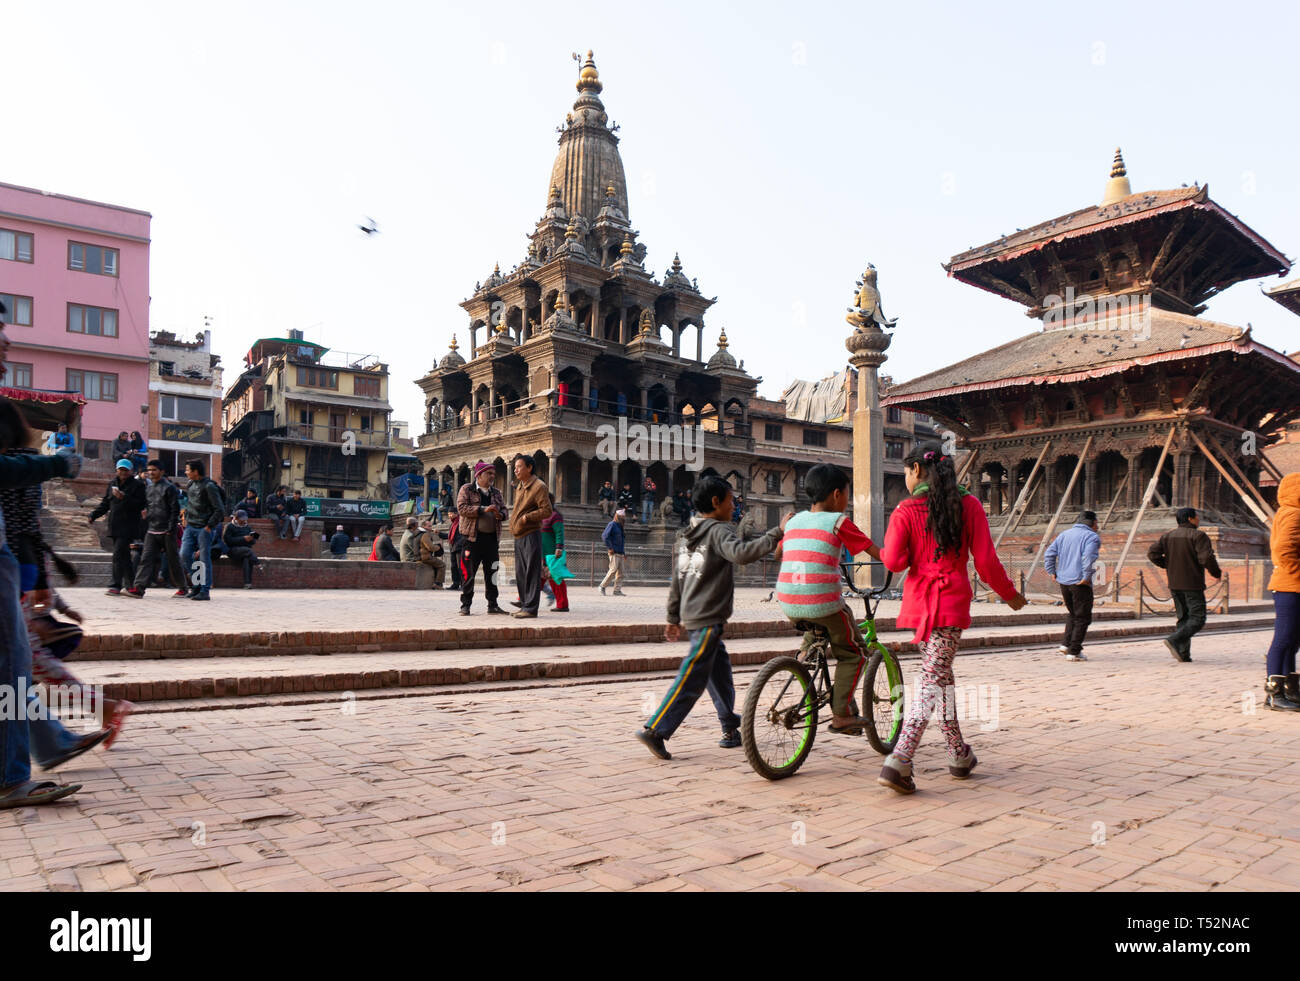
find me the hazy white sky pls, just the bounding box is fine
[8,0,1298,428]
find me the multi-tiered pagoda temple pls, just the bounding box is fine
[882,151,1300,588]
[414,53,760,519]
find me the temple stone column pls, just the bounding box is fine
[1173,451,1191,508]
[1125,453,1141,509]
[696,324,704,362]
[619,307,628,344]
[991,470,1005,516]
[1084,459,1097,512]
[1043,465,1057,516]
[591,298,601,340]
[579,459,589,505]
[845,279,893,588]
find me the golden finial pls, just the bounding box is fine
[671,253,683,273]
[1110,148,1127,178]
[493,262,501,274]
[449,335,459,352]
[638,308,655,335]
[606,184,616,199]
[577,50,602,93]
[718,328,729,349]
[1102,147,1132,205]
[556,294,568,312]
[620,235,634,257]
[565,219,578,240]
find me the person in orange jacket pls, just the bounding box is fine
[1265,473,1300,711]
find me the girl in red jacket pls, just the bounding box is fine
[877,445,1026,794]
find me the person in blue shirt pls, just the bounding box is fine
[599,508,627,596]
[1044,510,1101,662]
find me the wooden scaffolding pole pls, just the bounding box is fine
[1028,435,1094,582]
[1113,425,1177,584]
[956,446,981,486]
[993,440,1052,551]
[1098,469,1130,530]
[1259,450,1284,482]
[1188,429,1274,527]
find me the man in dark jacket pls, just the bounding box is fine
[238,489,260,519]
[600,509,627,596]
[126,460,184,598]
[598,480,617,517]
[456,461,507,615]
[329,525,350,559]
[374,524,400,562]
[223,511,262,587]
[618,483,635,519]
[264,486,290,538]
[88,460,146,595]
[1148,508,1222,663]
[180,458,224,601]
[285,490,307,540]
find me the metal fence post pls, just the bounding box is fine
[1223,572,1230,615]
[589,540,596,587]
[1134,570,1143,619]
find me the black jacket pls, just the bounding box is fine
[330,531,351,555]
[143,478,180,534]
[376,534,400,561]
[90,475,146,540]
[223,522,258,552]
[285,496,307,516]
[264,493,288,517]
[1148,525,1222,592]
[238,495,260,518]
[184,477,224,530]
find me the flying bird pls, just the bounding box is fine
[359,217,379,236]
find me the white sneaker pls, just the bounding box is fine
[1057,645,1069,656]
[1065,652,1087,662]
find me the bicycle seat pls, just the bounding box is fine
[793,621,830,637]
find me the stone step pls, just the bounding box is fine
[66,613,1273,703]
[67,601,1271,661]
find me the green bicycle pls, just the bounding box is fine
[741,563,905,781]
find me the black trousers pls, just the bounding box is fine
[460,534,499,610]
[132,530,184,592]
[109,536,135,589]
[1059,582,1094,656]
[1169,589,1207,656]
[514,531,543,614]
[226,546,257,585]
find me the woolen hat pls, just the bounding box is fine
[473,461,493,478]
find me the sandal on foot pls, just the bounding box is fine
[0,780,81,809]
[38,727,113,772]
[828,717,868,735]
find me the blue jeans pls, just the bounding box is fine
[1266,591,1300,677]
[0,543,82,787]
[645,624,740,739]
[180,525,213,595]
[642,498,654,523]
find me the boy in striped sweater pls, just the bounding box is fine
[777,464,881,734]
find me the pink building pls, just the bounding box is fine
[0,181,150,462]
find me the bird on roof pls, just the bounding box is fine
[359,217,379,236]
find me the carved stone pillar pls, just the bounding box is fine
[619,307,628,344]
[1084,459,1097,512]
[1043,464,1057,516]
[696,323,704,363]
[1173,451,1191,508]
[580,457,589,505]
[1125,453,1141,509]
[991,471,1005,516]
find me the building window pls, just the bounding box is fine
[160,394,211,423]
[296,366,339,389]
[802,429,827,448]
[915,413,931,424]
[887,407,902,424]
[765,470,781,494]
[764,423,784,442]
[5,362,33,387]
[0,294,33,326]
[886,440,905,460]
[354,375,380,398]
[0,229,33,263]
[68,304,118,338]
[158,361,176,376]
[68,242,119,277]
[66,369,118,402]
[298,408,314,425]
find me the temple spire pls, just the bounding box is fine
[576,50,603,95]
[1102,147,1132,205]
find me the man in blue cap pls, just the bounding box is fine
[88,459,146,595]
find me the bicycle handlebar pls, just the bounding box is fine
[840,561,893,598]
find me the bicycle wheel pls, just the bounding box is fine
[741,656,818,780]
[862,646,905,756]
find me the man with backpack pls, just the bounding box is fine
[180,458,224,601]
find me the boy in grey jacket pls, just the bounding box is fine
[637,476,788,760]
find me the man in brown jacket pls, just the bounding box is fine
[1147,508,1222,663]
[456,461,508,616]
[509,454,552,619]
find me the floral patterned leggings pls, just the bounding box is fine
[22,597,101,715]
[894,626,966,763]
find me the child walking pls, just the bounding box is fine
[877,445,1026,794]
[776,464,882,732]
[637,476,788,760]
